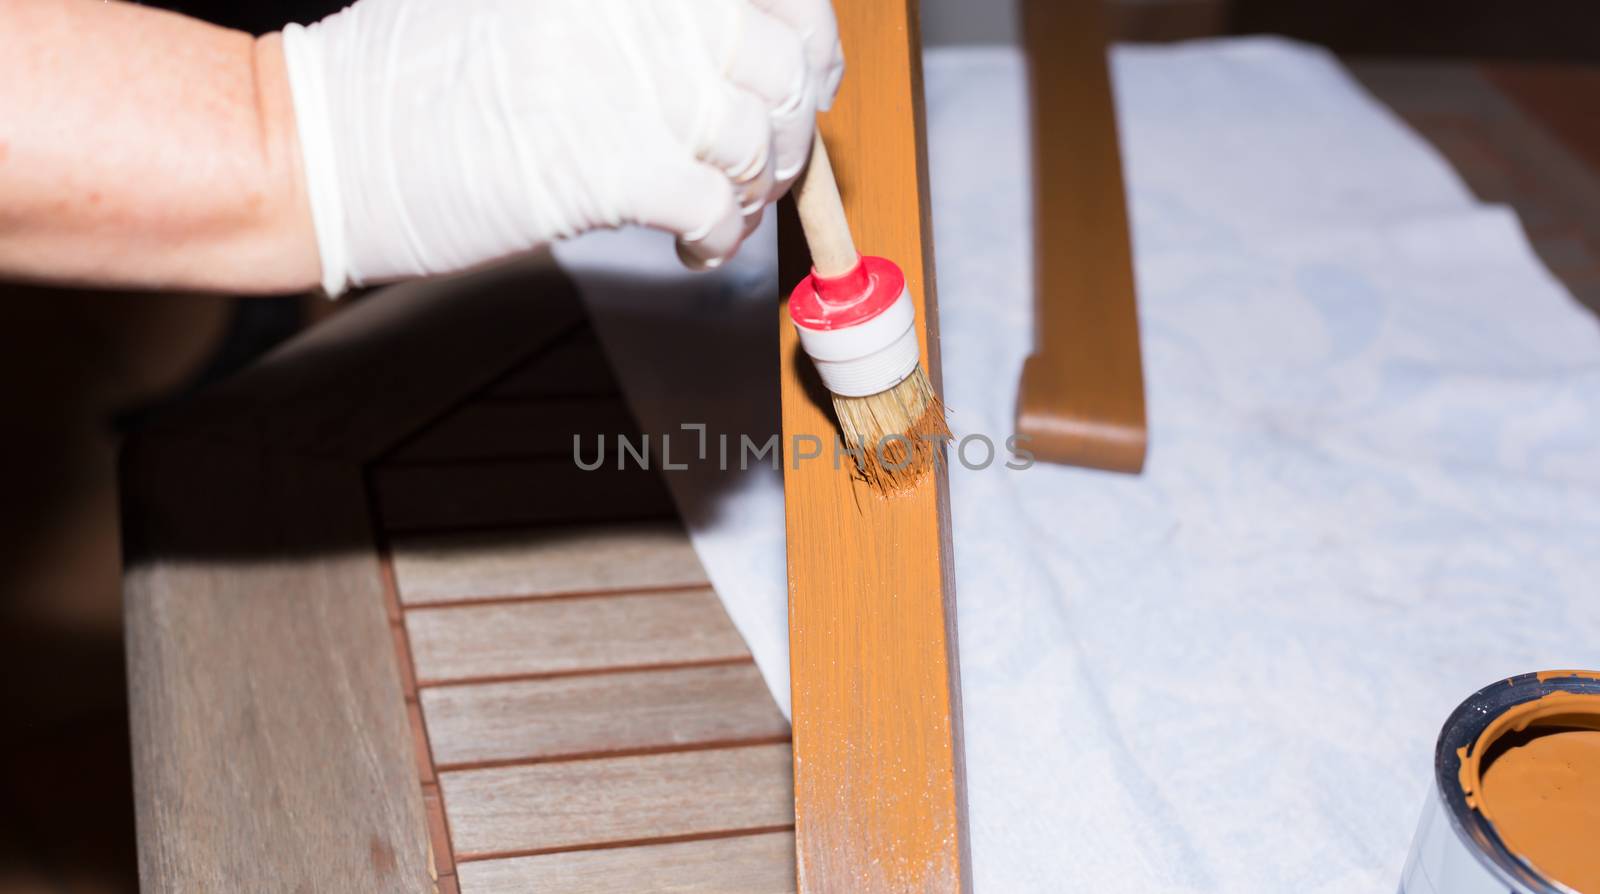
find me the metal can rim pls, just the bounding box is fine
[1432,670,1600,894]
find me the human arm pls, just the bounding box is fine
[0,0,318,293]
[0,0,843,295]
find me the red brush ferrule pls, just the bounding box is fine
[787,255,919,397]
[788,255,907,332]
[813,260,873,306]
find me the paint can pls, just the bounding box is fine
[1399,670,1600,894]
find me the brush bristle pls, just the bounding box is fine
[831,366,951,495]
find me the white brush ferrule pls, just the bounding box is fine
[795,287,918,396]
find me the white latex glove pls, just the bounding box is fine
[281,0,844,296]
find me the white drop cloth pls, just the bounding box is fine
[555,38,1600,893]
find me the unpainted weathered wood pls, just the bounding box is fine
[441,743,795,858]
[776,0,972,890]
[423,784,453,880]
[123,443,430,892]
[386,397,641,464]
[142,255,589,459]
[405,588,748,684]
[372,459,675,533]
[484,326,620,398]
[390,521,708,605]
[421,663,788,767]
[121,254,592,892]
[456,831,798,894]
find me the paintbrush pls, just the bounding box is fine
[788,131,949,494]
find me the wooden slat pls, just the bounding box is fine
[120,253,594,892]
[486,327,620,398]
[386,398,641,464]
[423,784,456,881]
[406,701,434,784]
[123,445,429,892]
[455,831,798,894]
[390,521,708,605]
[405,589,748,684]
[422,663,788,767]
[1014,0,1148,472]
[442,744,795,858]
[142,253,587,460]
[775,1,971,890]
[372,460,675,533]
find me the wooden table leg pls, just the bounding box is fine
[1016,0,1149,473]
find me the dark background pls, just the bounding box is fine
[1230,0,1600,62]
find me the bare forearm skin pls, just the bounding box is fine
[0,0,319,294]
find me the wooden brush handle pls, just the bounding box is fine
[793,130,860,277]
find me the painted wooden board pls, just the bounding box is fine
[1014,0,1149,472]
[441,743,795,859]
[390,521,709,605]
[455,831,798,894]
[421,663,787,768]
[775,0,972,890]
[405,589,749,684]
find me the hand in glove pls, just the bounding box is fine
[281,0,844,295]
